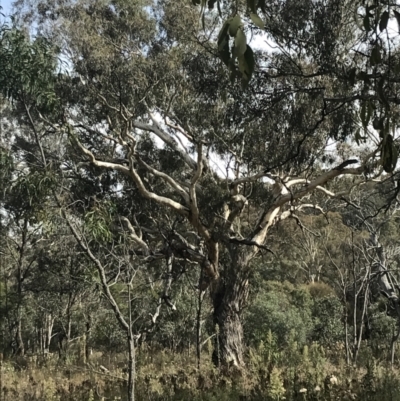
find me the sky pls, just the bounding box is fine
[1,0,13,15]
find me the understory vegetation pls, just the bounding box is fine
[4,315,400,401]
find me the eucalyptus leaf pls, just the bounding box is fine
[379,10,389,32]
[258,0,266,13]
[218,20,231,48]
[229,15,242,37]
[247,0,257,14]
[394,10,400,33]
[370,45,381,66]
[250,13,265,29]
[348,67,356,87]
[219,36,231,66]
[363,14,371,32]
[234,28,247,57]
[238,45,255,83]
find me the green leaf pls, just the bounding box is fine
[234,28,247,57]
[229,15,242,37]
[250,13,265,29]
[238,45,255,87]
[394,10,400,33]
[379,10,389,32]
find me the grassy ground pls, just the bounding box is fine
[2,343,400,401]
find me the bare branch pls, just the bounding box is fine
[252,159,371,246]
[136,156,190,204]
[120,217,149,255]
[229,237,274,254]
[134,106,197,169]
[70,132,190,217]
[231,170,268,187]
[56,199,129,331]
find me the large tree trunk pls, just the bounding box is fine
[212,248,250,368]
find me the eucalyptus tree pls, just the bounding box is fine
[5,0,400,370]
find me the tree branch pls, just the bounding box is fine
[120,217,150,255]
[70,131,190,217]
[136,155,190,204]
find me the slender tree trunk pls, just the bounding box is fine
[212,248,250,368]
[390,329,400,366]
[196,291,204,370]
[127,334,135,401]
[15,257,25,356]
[85,317,92,363]
[15,318,24,356]
[45,314,54,354]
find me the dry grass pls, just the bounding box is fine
[2,345,400,401]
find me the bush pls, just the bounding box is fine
[311,296,344,345]
[245,281,313,348]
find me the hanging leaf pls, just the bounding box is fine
[229,68,237,83]
[373,117,385,131]
[354,128,362,145]
[207,0,216,10]
[348,67,357,86]
[200,0,206,14]
[234,28,247,57]
[377,77,390,109]
[218,20,231,49]
[366,4,378,17]
[218,34,229,52]
[229,15,242,37]
[360,100,372,128]
[250,13,265,29]
[363,14,371,32]
[394,10,400,33]
[238,45,255,88]
[356,71,369,82]
[392,143,399,172]
[218,36,231,66]
[378,118,391,139]
[217,0,222,17]
[370,45,382,66]
[247,0,257,14]
[379,10,389,32]
[382,134,397,173]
